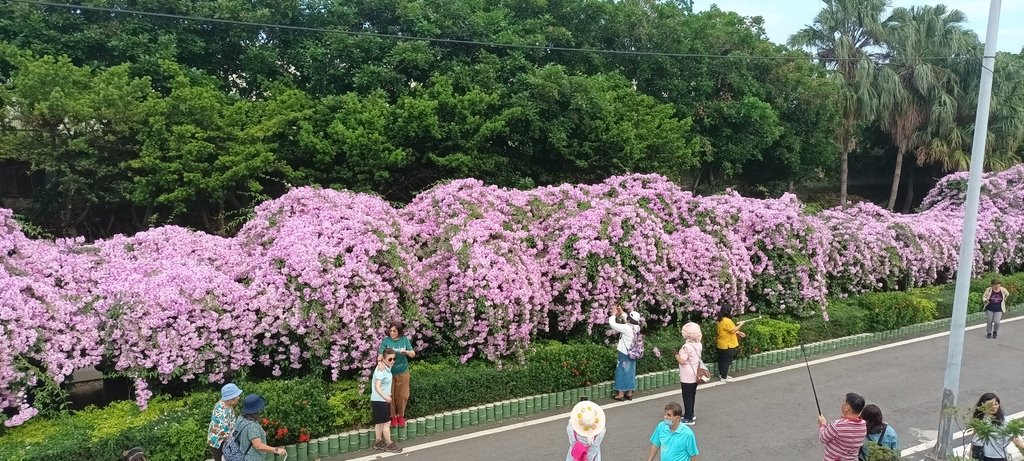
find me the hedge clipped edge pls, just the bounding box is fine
[243,303,1023,461]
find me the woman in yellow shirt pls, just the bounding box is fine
[716,305,746,383]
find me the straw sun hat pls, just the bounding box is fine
[569,401,606,438]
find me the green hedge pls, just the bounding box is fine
[741,318,800,355]
[2,271,1022,460]
[857,291,937,332]
[408,341,615,417]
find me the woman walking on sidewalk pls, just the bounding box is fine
[609,306,643,401]
[982,279,1009,339]
[675,322,704,425]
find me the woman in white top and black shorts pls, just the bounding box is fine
[609,306,643,401]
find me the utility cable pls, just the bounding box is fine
[8,0,983,62]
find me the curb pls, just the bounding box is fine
[255,305,1023,460]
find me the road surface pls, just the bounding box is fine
[332,315,1024,461]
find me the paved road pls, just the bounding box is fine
[335,315,1024,461]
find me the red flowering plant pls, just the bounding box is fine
[244,378,337,445]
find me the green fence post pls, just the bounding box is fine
[328,435,341,455]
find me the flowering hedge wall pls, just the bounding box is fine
[3,165,1024,425]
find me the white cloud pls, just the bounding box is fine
[694,0,1024,52]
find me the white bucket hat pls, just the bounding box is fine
[628,311,643,323]
[569,401,606,438]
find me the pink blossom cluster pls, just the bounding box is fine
[2,165,1024,425]
[237,188,414,381]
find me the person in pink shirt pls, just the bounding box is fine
[817,392,867,461]
[675,322,704,425]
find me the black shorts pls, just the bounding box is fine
[372,400,391,424]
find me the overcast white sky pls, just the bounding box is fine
[696,0,1024,53]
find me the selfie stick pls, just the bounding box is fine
[799,342,822,415]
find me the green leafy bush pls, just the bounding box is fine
[796,299,866,342]
[865,443,900,461]
[408,341,615,417]
[857,292,937,332]
[739,318,800,357]
[245,377,336,444]
[639,324,686,374]
[325,381,371,430]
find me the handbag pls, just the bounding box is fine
[570,432,589,461]
[970,442,984,459]
[686,344,711,383]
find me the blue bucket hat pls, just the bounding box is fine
[240,394,267,415]
[221,383,243,401]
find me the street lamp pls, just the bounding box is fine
[926,0,1002,459]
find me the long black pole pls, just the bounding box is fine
[799,342,822,415]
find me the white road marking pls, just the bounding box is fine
[343,316,1023,460]
[900,410,1024,459]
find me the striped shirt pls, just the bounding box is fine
[819,416,866,461]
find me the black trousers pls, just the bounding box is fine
[717,347,738,378]
[680,382,698,420]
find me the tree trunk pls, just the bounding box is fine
[840,146,850,209]
[839,121,854,209]
[901,164,916,213]
[887,148,906,210]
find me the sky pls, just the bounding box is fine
[696,0,1024,53]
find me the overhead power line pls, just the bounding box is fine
[10,0,984,62]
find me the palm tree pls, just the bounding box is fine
[788,0,888,209]
[875,5,976,210]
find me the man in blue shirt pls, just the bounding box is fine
[647,402,700,461]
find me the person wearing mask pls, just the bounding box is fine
[969,393,1024,461]
[675,322,704,425]
[565,398,606,461]
[378,321,416,427]
[982,279,1010,339]
[207,383,243,461]
[817,392,867,461]
[371,348,403,453]
[609,306,643,401]
[715,305,746,383]
[859,404,899,460]
[234,394,286,461]
[646,402,700,461]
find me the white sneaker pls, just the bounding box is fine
[720,376,732,383]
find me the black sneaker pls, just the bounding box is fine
[987,332,992,339]
[992,331,998,339]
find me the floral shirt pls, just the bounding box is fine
[207,401,236,448]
